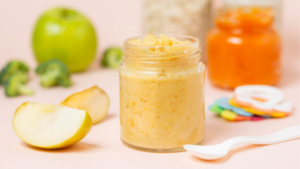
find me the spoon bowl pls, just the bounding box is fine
[184,144,229,160]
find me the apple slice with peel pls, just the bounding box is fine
[61,85,110,124]
[13,102,92,149]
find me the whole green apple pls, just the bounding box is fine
[32,8,97,72]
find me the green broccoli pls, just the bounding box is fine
[101,47,123,69]
[0,60,29,84]
[4,73,34,97]
[36,59,72,87]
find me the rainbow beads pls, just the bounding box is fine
[210,99,266,122]
[209,85,292,122]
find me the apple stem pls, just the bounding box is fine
[62,9,70,18]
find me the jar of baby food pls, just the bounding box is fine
[120,34,205,152]
[144,0,212,62]
[207,0,282,89]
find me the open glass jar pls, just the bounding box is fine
[119,35,205,152]
[207,0,282,89]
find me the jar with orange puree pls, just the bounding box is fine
[119,34,205,152]
[207,0,281,89]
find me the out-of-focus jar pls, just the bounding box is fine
[207,0,282,89]
[119,34,205,152]
[144,0,212,62]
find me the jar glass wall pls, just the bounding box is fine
[207,0,282,89]
[119,35,205,152]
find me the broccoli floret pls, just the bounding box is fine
[101,47,123,69]
[4,73,34,97]
[0,60,29,85]
[36,59,72,87]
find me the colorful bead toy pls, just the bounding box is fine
[210,102,265,121]
[233,85,293,117]
[217,97,253,117]
[209,85,293,122]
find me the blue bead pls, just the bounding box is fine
[217,97,253,117]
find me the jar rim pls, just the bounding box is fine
[123,34,200,48]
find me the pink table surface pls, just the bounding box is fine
[0,63,299,169]
[0,0,299,168]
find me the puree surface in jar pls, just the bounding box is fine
[120,34,205,151]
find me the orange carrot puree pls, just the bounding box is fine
[207,7,281,89]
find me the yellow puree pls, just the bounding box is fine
[120,34,205,150]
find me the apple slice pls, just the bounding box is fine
[61,86,110,124]
[13,102,92,149]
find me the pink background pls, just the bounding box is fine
[0,0,299,169]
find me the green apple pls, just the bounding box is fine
[32,8,97,72]
[13,102,92,149]
[61,86,110,124]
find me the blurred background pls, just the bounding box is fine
[0,0,142,69]
[0,0,298,70]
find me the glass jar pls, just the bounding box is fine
[119,35,205,152]
[207,0,282,89]
[144,0,212,62]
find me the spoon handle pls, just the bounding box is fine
[224,125,300,148]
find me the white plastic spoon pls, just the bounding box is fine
[183,125,300,160]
